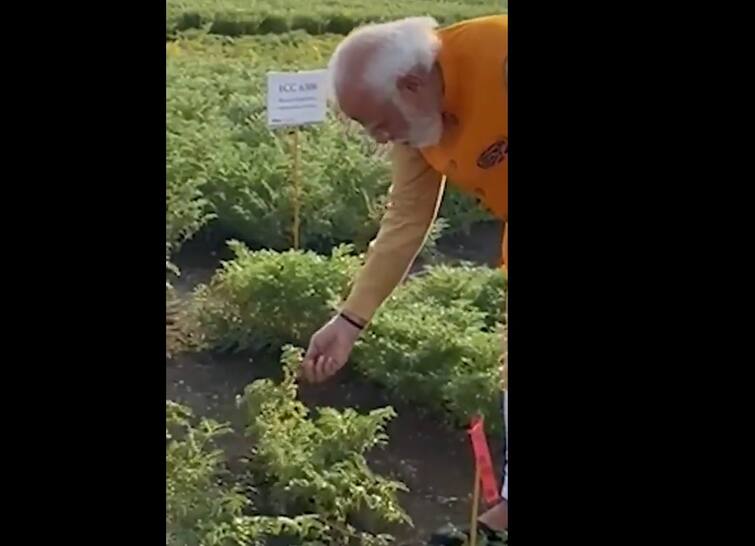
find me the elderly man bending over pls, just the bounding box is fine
[300,14,509,544]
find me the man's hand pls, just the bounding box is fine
[300,314,364,383]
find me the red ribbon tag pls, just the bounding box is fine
[468,415,501,506]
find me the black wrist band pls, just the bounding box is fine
[339,312,364,330]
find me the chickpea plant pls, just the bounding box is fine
[237,346,413,545]
[166,401,324,546]
[192,241,362,352]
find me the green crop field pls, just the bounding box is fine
[166,3,507,544]
[166,33,393,254]
[168,0,507,37]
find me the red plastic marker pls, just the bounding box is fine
[468,415,501,506]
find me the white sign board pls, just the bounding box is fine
[266,70,328,128]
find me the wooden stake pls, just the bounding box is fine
[291,128,301,249]
[469,461,482,546]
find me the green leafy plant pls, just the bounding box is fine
[352,299,502,427]
[393,263,506,329]
[167,401,326,545]
[438,186,495,236]
[350,264,505,425]
[192,241,361,352]
[417,217,450,264]
[167,400,251,545]
[203,116,391,253]
[238,346,412,545]
[167,36,392,253]
[167,0,508,38]
[166,146,215,257]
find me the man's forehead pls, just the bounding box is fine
[333,41,382,108]
[338,84,379,119]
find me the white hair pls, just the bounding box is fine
[327,16,441,107]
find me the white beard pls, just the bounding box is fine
[395,98,443,148]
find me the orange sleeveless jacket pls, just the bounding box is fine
[421,14,508,223]
[342,15,508,323]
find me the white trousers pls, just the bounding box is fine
[501,287,508,501]
[502,388,508,500]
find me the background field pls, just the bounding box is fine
[168,0,506,37]
[166,2,507,544]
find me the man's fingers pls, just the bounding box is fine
[300,356,313,379]
[312,355,327,383]
[300,330,348,384]
[324,356,340,378]
[300,338,321,381]
[301,353,318,382]
[303,340,318,362]
[312,356,341,384]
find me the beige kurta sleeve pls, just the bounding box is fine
[341,143,445,323]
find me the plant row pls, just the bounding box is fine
[167,0,507,38]
[178,242,506,427]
